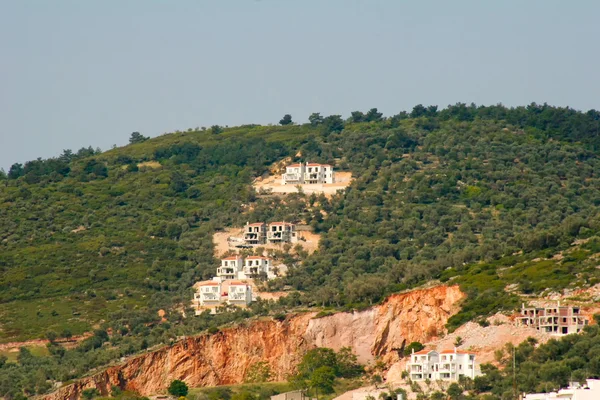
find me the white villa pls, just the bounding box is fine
[243,222,267,245]
[282,162,335,185]
[216,255,275,280]
[524,379,600,400]
[244,256,273,279]
[227,281,253,306]
[216,255,244,280]
[192,278,254,312]
[407,348,480,381]
[267,222,298,244]
[193,281,222,307]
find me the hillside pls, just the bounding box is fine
[2,103,600,397]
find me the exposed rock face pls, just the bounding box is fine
[42,285,464,400]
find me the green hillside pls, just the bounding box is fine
[2,103,600,396]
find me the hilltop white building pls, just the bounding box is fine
[524,379,600,400]
[407,348,480,381]
[282,162,334,185]
[243,222,267,245]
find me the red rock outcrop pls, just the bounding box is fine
[41,285,464,400]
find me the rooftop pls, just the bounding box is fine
[222,256,242,261]
[197,281,220,286]
[439,349,475,355]
[246,256,270,260]
[246,222,265,227]
[269,221,294,226]
[287,163,302,168]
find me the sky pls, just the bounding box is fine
[1,0,599,170]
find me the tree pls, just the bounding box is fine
[82,388,100,400]
[8,163,23,179]
[129,131,149,144]
[454,336,464,347]
[297,348,339,377]
[168,380,189,397]
[211,125,223,134]
[310,366,336,396]
[446,383,463,400]
[365,108,383,122]
[280,114,293,125]
[309,113,324,126]
[350,111,365,122]
[403,341,424,357]
[45,330,58,343]
[322,115,344,133]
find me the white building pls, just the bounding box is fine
[524,379,600,400]
[193,281,222,307]
[243,256,272,279]
[267,222,298,244]
[407,348,480,381]
[227,281,253,306]
[282,162,335,185]
[216,255,244,280]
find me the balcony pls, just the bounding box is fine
[284,173,301,181]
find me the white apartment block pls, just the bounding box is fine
[407,349,480,381]
[216,255,244,280]
[282,162,335,185]
[192,278,253,312]
[193,281,222,307]
[227,281,253,306]
[524,379,600,400]
[267,222,298,244]
[243,256,272,278]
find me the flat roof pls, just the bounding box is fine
[247,222,265,226]
[228,280,249,286]
[246,256,270,260]
[268,221,294,226]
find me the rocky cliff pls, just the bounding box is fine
[42,285,464,400]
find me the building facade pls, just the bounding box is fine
[216,256,244,280]
[267,222,297,244]
[227,281,253,306]
[193,281,222,307]
[524,379,600,400]
[282,162,335,185]
[407,348,480,381]
[243,256,272,278]
[517,302,588,335]
[243,222,267,245]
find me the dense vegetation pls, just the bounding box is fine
[2,103,600,397]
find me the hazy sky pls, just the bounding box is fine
[1,1,599,169]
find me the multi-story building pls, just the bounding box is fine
[227,281,253,306]
[243,256,272,278]
[524,379,600,400]
[216,255,244,280]
[282,162,335,185]
[267,222,298,244]
[192,278,253,311]
[407,348,479,381]
[517,302,588,335]
[243,222,267,245]
[193,281,222,307]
